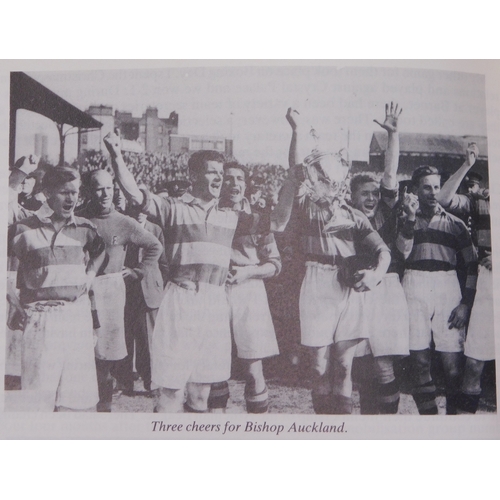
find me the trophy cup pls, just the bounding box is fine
[299,127,354,233]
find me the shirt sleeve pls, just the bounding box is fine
[141,188,171,229]
[153,225,169,285]
[127,218,162,279]
[447,194,473,217]
[396,218,416,259]
[256,232,282,276]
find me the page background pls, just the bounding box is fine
[1,4,499,494]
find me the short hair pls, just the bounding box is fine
[411,165,440,187]
[80,169,112,198]
[350,172,379,195]
[188,150,225,177]
[223,161,249,182]
[42,166,80,192]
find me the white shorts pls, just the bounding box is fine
[300,262,368,347]
[363,273,410,357]
[465,266,495,361]
[403,269,465,352]
[21,295,98,411]
[92,273,127,361]
[151,281,231,389]
[226,279,279,359]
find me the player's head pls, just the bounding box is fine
[84,169,115,212]
[42,166,81,220]
[463,172,482,194]
[221,162,248,206]
[411,165,441,210]
[188,150,225,201]
[350,172,380,219]
[20,175,36,195]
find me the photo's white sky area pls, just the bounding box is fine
[15,65,487,166]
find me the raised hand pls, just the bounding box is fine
[402,186,419,219]
[374,102,402,134]
[465,142,479,167]
[286,107,301,130]
[103,129,122,157]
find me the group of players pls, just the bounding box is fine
[5,102,494,415]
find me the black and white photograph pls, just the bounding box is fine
[1,60,499,439]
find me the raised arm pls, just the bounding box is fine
[9,155,39,191]
[436,142,479,208]
[374,102,402,193]
[103,131,144,207]
[271,108,302,232]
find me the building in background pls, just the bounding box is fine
[80,105,179,154]
[80,105,233,157]
[369,132,489,183]
[115,107,179,154]
[79,105,115,153]
[170,134,233,157]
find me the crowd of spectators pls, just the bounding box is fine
[73,150,288,208]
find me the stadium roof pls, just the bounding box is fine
[370,131,488,159]
[11,72,103,129]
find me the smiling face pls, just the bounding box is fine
[416,174,441,211]
[192,160,224,201]
[351,181,380,219]
[46,179,80,220]
[90,170,114,212]
[222,167,246,206]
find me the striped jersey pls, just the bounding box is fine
[295,193,388,261]
[142,191,267,287]
[230,199,281,276]
[8,208,105,304]
[366,184,408,277]
[404,204,478,306]
[447,193,491,259]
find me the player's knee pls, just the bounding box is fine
[186,384,210,412]
[465,357,485,379]
[410,350,432,373]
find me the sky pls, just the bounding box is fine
[14,64,488,166]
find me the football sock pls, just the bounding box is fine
[359,378,379,415]
[207,381,230,410]
[456,391,481,414]
[245,385,269,414]
[378,379,400,414]
[412,381,438,415]
[183,402,207,413]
